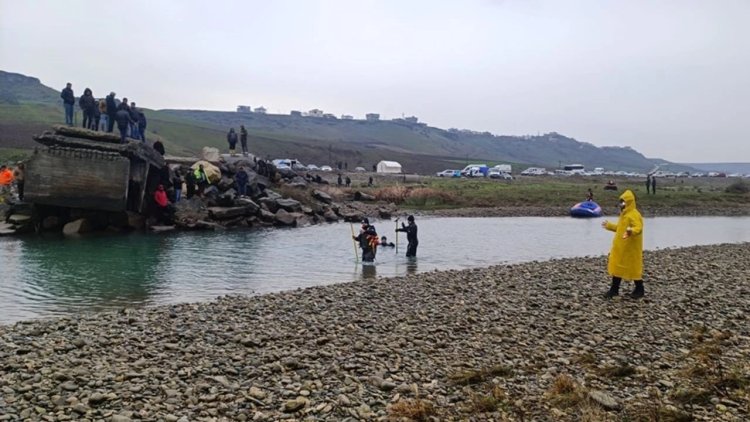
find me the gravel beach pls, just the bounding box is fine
[1,243,749,421]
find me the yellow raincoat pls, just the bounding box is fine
[604,190,643,280]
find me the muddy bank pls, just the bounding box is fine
[1,243,748,420]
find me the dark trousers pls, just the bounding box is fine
[362,248,375,262]
[241,138,248,154]
[406,241,418,257]
[17,181,24,201]
[82,111,94,129]
[93,116,100,131]
[138,126,146,141]
[118,126,128,143]
[236,182,247,196]
[107,113,116,132]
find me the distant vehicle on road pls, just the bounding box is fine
[320,165,333,172]
[489,169,513,180]
[354,167,366,172]
[521,167,546,176]
[436,169,460,177]
[461,164,488,177]
[306,164,320,171]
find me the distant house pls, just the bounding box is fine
[254,106,267,114]
[404,116,418,123]
[323,113,337,119]
[376,160,402,174]
[236,105,252,113]
[366,113,380,122]
[307,109,324,117]
[290,110,302,117]
[341,115,354,120]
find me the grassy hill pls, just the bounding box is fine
[0,70,693,173]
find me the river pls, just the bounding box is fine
[1,216,748,324]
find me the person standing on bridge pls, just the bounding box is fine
[602,190,645,299]
[60,83,75,125]
[240,125,249,156]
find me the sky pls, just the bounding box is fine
[1,0,748,162]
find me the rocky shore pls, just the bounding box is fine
[1,243,749,421]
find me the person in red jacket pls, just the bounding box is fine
[153,184,172,224]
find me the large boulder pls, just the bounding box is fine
[63,218,93,236]
[259,209,275,222]
[259,197,279,213]
[208,206,255,220]
[174,198,209,223]
[339,208,364,222]
[313,190,332,204]
[276,198,302,212]
[190,160,221,183]
[216,190,236,207]
[323,210,339,222]
[235,198,260,214]
[353,191,375,201]
[274,209,298,226]
[218,176,235,192]
[201,147,221,162]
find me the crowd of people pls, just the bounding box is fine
[61,83,147,144]
[352,215,419,262]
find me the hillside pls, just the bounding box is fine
[683,163,750,174]
[0,70,689,173]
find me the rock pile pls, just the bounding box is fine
[0,243,748,420]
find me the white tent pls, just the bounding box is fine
[376,160,402,174]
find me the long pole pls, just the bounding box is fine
[395,218,399,254]
[350,223,359,262]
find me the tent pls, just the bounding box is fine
[376,160,402,174]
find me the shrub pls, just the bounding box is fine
[725,180,750,194]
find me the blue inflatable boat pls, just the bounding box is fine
[570,200,602,218]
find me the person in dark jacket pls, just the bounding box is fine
[60,83,75,125]
[651,176,656,195]
[235,166,249,197]
[79,88,96,129]
[129,102,139,139]
[105,92,117,132]
[345,176,351,187]
[396,215,418,257]
[645,175,651,194]
[353,218,378,262]
[115,107,133,143]
[185,169,196,199]
[227,128,238,156]
[240,125,249,155]
[337,174,343,186]
[137,111,147,142]
[153,140,165,156]
[172,170,183,203]
[92,100,101,131]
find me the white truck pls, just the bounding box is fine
[490,164,512,174]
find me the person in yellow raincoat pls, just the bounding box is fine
[601,189,644,298]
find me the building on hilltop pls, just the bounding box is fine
[236,105,252,113]
[404,116,418,124]
[341,115,354,120]
[323,113,337,119]
[290,110,302,117]
[254,106,267,114]
[307,109,324,118]
[366,113,380,122]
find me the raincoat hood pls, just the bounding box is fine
[619,190,636,213]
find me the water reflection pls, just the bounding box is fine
[405,258,418,275]
[361,263,377,279]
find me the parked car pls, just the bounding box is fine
[436,169,460,177]
[320,165,333,172]
[488,169,513,180]
[306,164,320,171]
[354,167,366,172]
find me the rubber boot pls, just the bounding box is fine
[605,278,621,299]
[630,280,645,299]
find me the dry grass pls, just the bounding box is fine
[574,352,597,366]
[388,398,435,421]
[578,401,614,422]
[546,374,586,409]
[468,385,508,414]
[374,185,409,203]
[671,388,713,406]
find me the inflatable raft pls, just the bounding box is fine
[570,200,602,218]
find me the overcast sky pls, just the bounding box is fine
[2,0,748,162]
